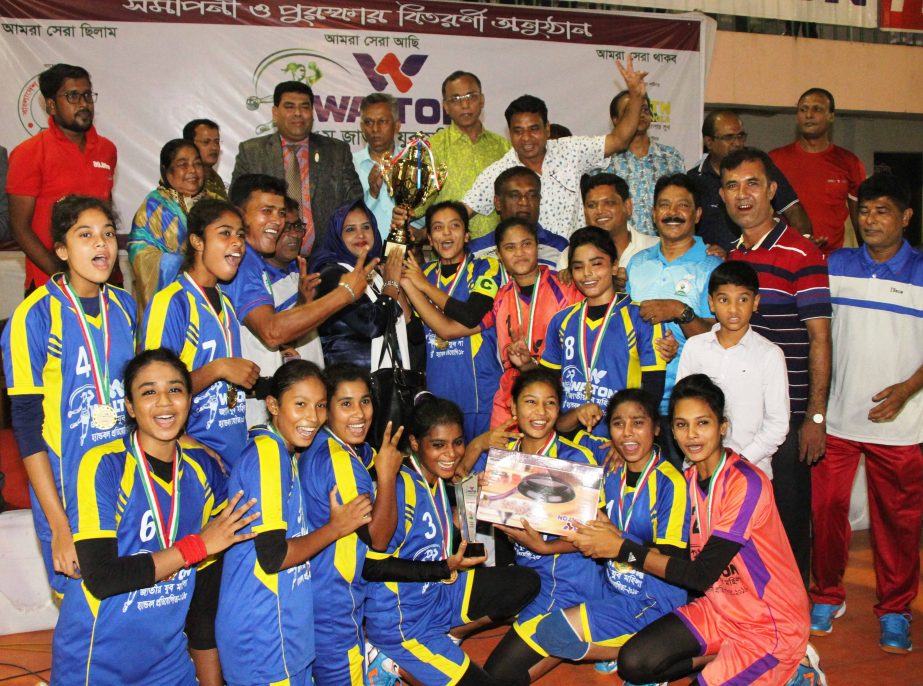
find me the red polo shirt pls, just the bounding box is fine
[7,117,117,290]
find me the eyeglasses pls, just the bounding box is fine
[283,221,307,236]
[444,92,481,105]
[59,90,98,104]
[713,132,748,144]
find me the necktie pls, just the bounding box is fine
[285,143,302,209]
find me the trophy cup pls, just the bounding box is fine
[454,473,486,558]
[381,133,447,259]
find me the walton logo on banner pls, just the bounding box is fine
[354,53,429,92]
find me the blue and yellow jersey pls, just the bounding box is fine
[541,296,666,438]
[299,428,375,611]
[508,435,606,621]
[1,277,136,540]
[421,256,503,423]
[51,439,225,686]
[602,455,689,610]
[141,274,247,467]
[365,466,454,631]
[217,425,314,684]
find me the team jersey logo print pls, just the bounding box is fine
[354,52,428,93]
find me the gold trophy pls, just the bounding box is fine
[454,473,486,558]
[381,133,447,259]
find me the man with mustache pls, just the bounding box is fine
[222,174,375,425]
[7,63,118,294]
[625,173,722,466]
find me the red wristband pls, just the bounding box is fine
[175,534,208,568]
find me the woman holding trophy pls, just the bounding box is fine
[309,200,422,370]
[400,200,505,441]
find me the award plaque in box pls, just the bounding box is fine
[476,448,603,537]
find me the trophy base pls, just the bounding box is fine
[463,542,486,558]
[384,239,407,261]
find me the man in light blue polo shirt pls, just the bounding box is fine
[626,173,722,464]
[353,93,400,238]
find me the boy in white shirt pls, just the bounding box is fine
[676,261,789,477]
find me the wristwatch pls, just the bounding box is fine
[811,413,825,424]
[675,305,696,324]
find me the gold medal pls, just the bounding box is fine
[585,382,593,401]
[91,403,118,431]
[434,336,449,350]
[227,387,238,409]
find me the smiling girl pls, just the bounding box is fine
[569,375,820,686]
[51,348,257,685]
[363,394,539,686]
[3,196,137,596]
[399,200,504,440]
[298,363,404,685]
[142,198,258,471]
[217,360,372,686]
[484,388,688,683]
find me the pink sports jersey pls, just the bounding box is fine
[678,451,809,685]
[480,265,581,427]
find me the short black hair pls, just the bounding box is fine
[609,90,651,120]
[494,166,541,197]
[567,225,617,266]
[411,393,465,441]
[441,71,481,98]
[798,87,835,113]
[38,63,90,100]
[719,147,773,179]
[580,172,629,203]
[654,173,700,209]
[229,174,288,210]
[273,81,314,107]
[283,196,301,214]
[669,374,726,425]
[425,200,469,234]
[708,261,760,296]
[605,387,660,427]
[504,95,548,127]
[512,367,562,404]
[182,118,219,142]
[360,92,398,120]
[124,348,192,404]
[702,110,738,138]
[549,123,572,139]
[857,173,911,213]
[269,359,326,402]
[324,363,371,400]
[182,199,243,271]
[494,217,537,248]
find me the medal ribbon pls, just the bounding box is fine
[616,450,658,532]
[513,276,542,351]
[323,426,363,462]
[693,450,728,538]
[576,295,622,399]
[408,453,452,559]
[130,432,180,549]
[59,277,111,405]
[183,273,233,355]
[515,431,557,457]
[438,255,468,298]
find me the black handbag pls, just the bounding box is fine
[368,309,425,450]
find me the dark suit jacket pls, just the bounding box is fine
[231,131,362,247]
